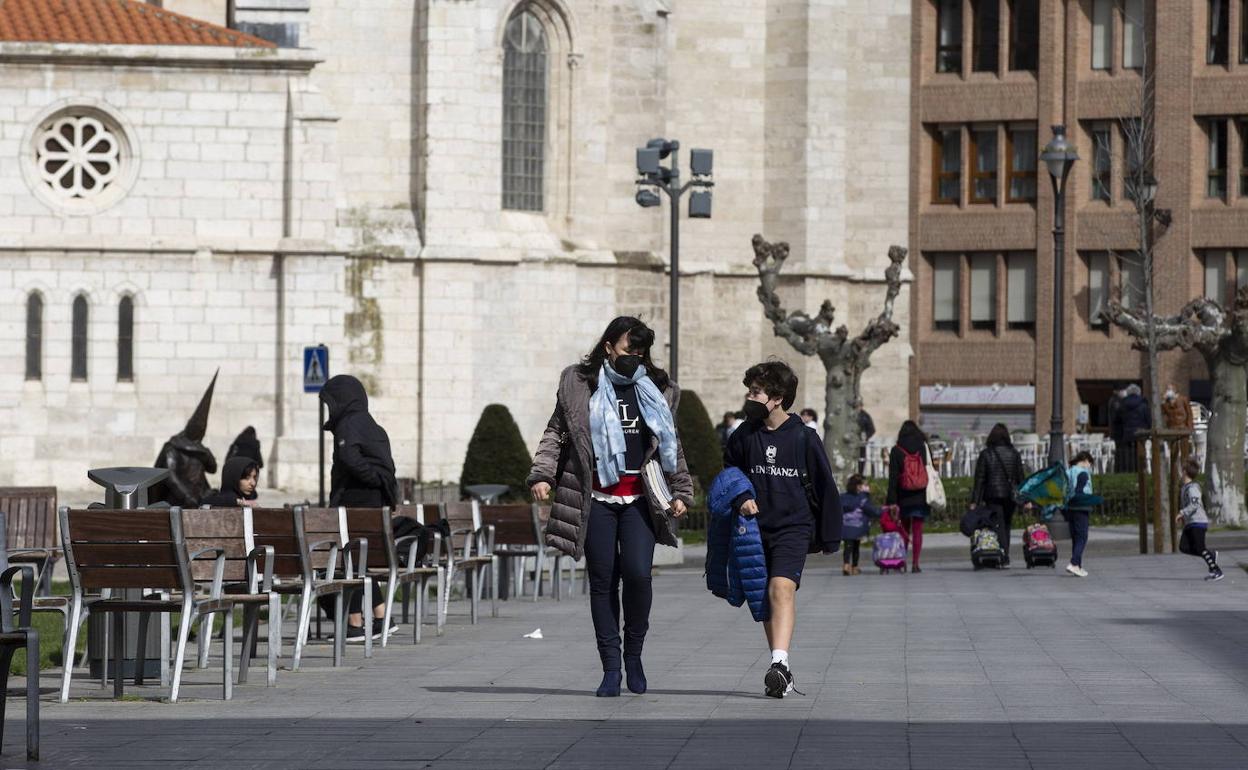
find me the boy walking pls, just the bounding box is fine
[724,362,841,698]
[1177,458,1224,581]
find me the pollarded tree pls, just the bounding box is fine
[751,235,907,475]
[1103,291,1248,525]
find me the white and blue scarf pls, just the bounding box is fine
[589,363,678,488]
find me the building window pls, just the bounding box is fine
[1205,250,1230,304]
[1120,255,1145,310]
[1238,249,1248,296]
[501,10,547,212]
[932,253,961,331]
[933,127,961,204]
[1209,0,1229,65]
[1091,0,1113,70]
[1242,0,1248,63]
[1090,123,1112,202]
[970,253,996,329]
[71,295,88,381]
[118,295,134,382]
[1207,118,1229,200]
[1087,253,1110,327]
[970,127,998,204]
[1123,0,1145,69]
[1008,0,1038,71]
[35,113,123,203]
[1006,126,1037,202]
[972,0,1000,72]
[1122,118,1145,201]
[937,0,963,73]
[1240,120,1248,196]
[25,293,42,381]
[1007,252,1036,329]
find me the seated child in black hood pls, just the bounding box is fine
[202,456,260,508]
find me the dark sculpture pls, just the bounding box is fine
[154,371,219,508]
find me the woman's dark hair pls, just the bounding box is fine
[578,316,669,390]
[985,423,1013,447]
[897,419,926,444]
[742,361,799,410]
[1071,450,1095,466]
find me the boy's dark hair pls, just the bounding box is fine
[742,361,799,410]
[846,473,866,493]
[1071,450,1095,466]
[800,408,818,421]
[1183,457,1201,480]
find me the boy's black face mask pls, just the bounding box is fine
[742,399,771,423]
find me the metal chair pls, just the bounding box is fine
[345,506,444,645]
[437,502,497,623]
[0,561,38,759]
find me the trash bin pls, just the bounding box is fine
[85,467,171,680]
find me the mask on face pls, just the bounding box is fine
[611,354,642,379]
[742,399,771,423]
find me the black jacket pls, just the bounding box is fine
[320,375,398,507]
[724,414,842,552]
[971,444,1024,505]
[202,456,261,508]
[886,432,929,509]
[1113,393,1151,442]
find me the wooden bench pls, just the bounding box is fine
[58,507,236,703]
[247,507,350,671]
[183,508,280,687]
[302,507,379,658]
[478,503,555,601]
[0,487,58,594]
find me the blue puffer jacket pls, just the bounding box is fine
[706,467,769,622]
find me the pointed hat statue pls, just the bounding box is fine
[183,369,218,442]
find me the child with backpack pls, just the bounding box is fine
[1064,451,1096,578]
[886,421,931,572]
[1176,457,1224,581]
[724,361,841,698]
[839,474,878,575]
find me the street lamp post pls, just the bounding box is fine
[635,139,714,382]
[1040,125,1079,467]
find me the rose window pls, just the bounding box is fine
[35,115,122,200]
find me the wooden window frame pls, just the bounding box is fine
[932,126,962,205]
[1210,0,1230,66]
[1008,0,1038,71]
[932,253,961,332]
[971,0,1000,73]
[936,0,963,74]
[1005,126,1037,203]
[1090,123,1112,203]
[969,126,998,205]
[1208,118,1229,200]
[1091,0,1114,71]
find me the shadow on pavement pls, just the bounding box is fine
[423,685,753,698]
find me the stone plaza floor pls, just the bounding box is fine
[6,547,1248,769]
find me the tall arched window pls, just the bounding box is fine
[25,293,42,381]
[71,295,88,381]
[502,9,548,212]
[117,295,134,382]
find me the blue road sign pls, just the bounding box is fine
[303,345,329,393]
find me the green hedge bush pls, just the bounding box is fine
[460,404,532,502]
[675,389,723,495]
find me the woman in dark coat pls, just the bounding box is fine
[886,420,931,572]
[528,317,694,698]
[970,424,1025,567]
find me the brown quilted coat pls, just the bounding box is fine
[527,365,695,560]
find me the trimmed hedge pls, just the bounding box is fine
[675,389,723,495]
[459,404,532,502]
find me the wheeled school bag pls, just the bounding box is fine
[970,528,1005,569]
[1023,522,1058,568]
[873,531,907,574]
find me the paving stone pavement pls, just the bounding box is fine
[7,549,1248,769]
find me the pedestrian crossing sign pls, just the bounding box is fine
[303,345,329,393]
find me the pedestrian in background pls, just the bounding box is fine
[969,423,1025,568]
[886,420,931,573]
[1064,451,1096,578]
[1176,457,1224,581]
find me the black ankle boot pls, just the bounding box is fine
[596,670,622,697]
[624,656,647,694]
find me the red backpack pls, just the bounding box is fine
[898,446,928,491]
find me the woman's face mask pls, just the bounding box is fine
[612,354,643,378]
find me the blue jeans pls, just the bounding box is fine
[1065,510,1090,567]
[584,499,656,671]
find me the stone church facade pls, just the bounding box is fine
[0,0,911,495]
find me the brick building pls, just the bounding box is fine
[908,0,1248,437]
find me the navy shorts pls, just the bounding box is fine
[761,526,811,588]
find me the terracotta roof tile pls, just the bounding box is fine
[0,0,276,48]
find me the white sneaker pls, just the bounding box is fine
[1065,563,1088,578]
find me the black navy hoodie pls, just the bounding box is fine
[724,413,842,551]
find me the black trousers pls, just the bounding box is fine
[843,539,861,567]
[986,499,1016,564]
[1179,525,1208,556]
[584,498,656,671]
[318,576,385,621]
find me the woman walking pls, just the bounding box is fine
[969,424,1025,568]
[528,317,693,697]
[886,420,931,573]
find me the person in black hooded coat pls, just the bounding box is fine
[320,375,398,507]
[225,426,264,469]
[201,456,261,508]
[317,374,397,642]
